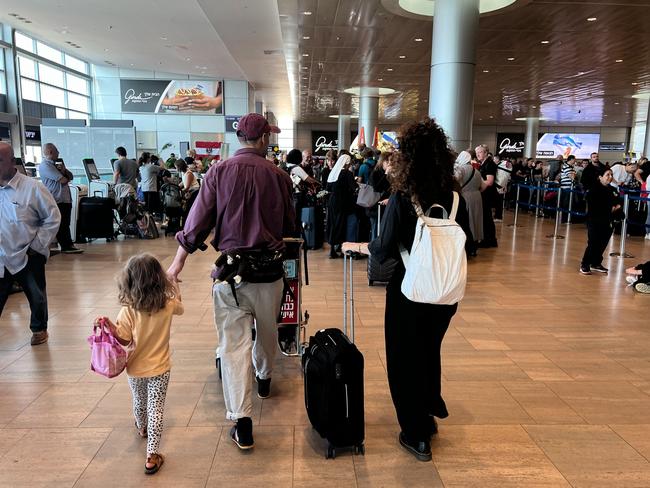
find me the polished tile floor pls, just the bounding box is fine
[1,213,650,487]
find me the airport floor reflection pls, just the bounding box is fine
[1,213,650,487]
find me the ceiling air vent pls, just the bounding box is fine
[264,49,282,55]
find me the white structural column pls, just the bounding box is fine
[428,0,480,151]
[644,103,650,157]
[358,87,380,147]
[524,117,540,159]
[338,115,351,153]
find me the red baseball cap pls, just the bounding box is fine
[236,113,280,140]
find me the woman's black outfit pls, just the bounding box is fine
[367,167,392,239]
[368,191,471,447]
[581,183,619,269]
[480,157,498,246]
[326,170,357,257]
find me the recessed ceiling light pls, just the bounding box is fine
[387,68,393,71]
[414,38,423,42]
[336,36,341,40]
[532,105,537,108]
[377,78,383,81]
[614,102,619,105]
[489,116,494,119]
[160,36,168,40]
[399,55,406,59]
[487,100,493,103]
[547,81,555,84]
[632,82,639,85]
[482,69,489,73]
[130,63,134,66]
[615,59,623,63]
[507,57,515,61]
[303,36,310,40]
[541,40,550,44]
[524,89,529,92]
[185,57,191,61]
[587,17,597,22]
[302,53,309,57]
[302,66,308,70]
[577,71,585,75]
[303,11,312,15]
[104,48,109,52]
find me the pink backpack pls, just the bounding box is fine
[87,319,127,378]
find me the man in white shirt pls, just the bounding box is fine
[610,161,636,189]
[38,143,83,254]
[0,142,61,345]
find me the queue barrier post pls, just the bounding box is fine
[546,187,565,239]
[535,182,542,217]
[567,182,575,224]
[610,193,634,258]
[508,184,522,228]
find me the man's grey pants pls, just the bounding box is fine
[212,278,284,420]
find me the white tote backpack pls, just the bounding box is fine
[399,192,467,305]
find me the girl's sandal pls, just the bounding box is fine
[144,453,164,475]
[135,421,147,438]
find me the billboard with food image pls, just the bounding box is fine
[120,79,223,114]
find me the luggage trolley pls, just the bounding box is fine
[214,237,310,377]
[277,237,310,356]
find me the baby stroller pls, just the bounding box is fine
[160,182,183,236]
[117,195,143,237]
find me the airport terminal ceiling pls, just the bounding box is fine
[1,0,650,126]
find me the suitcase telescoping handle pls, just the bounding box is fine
[378,203,381,235]
[343,252,355,343]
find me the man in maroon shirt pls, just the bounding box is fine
[167,113,295,451]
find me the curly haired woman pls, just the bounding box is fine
[367,118,472,461]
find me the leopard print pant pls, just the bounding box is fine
[128,371,170,455]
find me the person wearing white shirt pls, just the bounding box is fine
[0,142,61,345]
[610,161,636,189]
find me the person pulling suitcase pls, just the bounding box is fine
[167,113,296,451]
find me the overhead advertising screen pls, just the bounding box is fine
[496,132,525,158]
[120,79,224,114]
[536,133,600,159]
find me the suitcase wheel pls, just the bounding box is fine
[368,280,374,286]
[355,443,365,455]
[326,445,336,459]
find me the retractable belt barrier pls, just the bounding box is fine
[509,181,587,231]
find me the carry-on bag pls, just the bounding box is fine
[367,204,398,285]
[302,252,365,459]
[78,196,115,240]
[301,206,324,250]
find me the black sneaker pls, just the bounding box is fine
[591,264,608,274]
[398,432,432,462]
[230,417,254,450]
[256,376,271,399]
[579,265,592,275]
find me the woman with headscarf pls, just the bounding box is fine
[454,150,483,253]
[326,153,357,258]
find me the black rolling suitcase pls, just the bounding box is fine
[78,196,115,240]
[367,204,398,285]
[302,252,364,459]
[301,206,324,250]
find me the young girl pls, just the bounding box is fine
[94,253,183,475]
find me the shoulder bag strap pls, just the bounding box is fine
[449,192,460,221]
[461,168,475,190]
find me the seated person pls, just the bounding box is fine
[626,262,650,294]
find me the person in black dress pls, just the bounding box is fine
[365,118,472,461]
[580,167,621,275]
[476,144,498,247]
[326,154,357,258]
[367,151,393,240]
